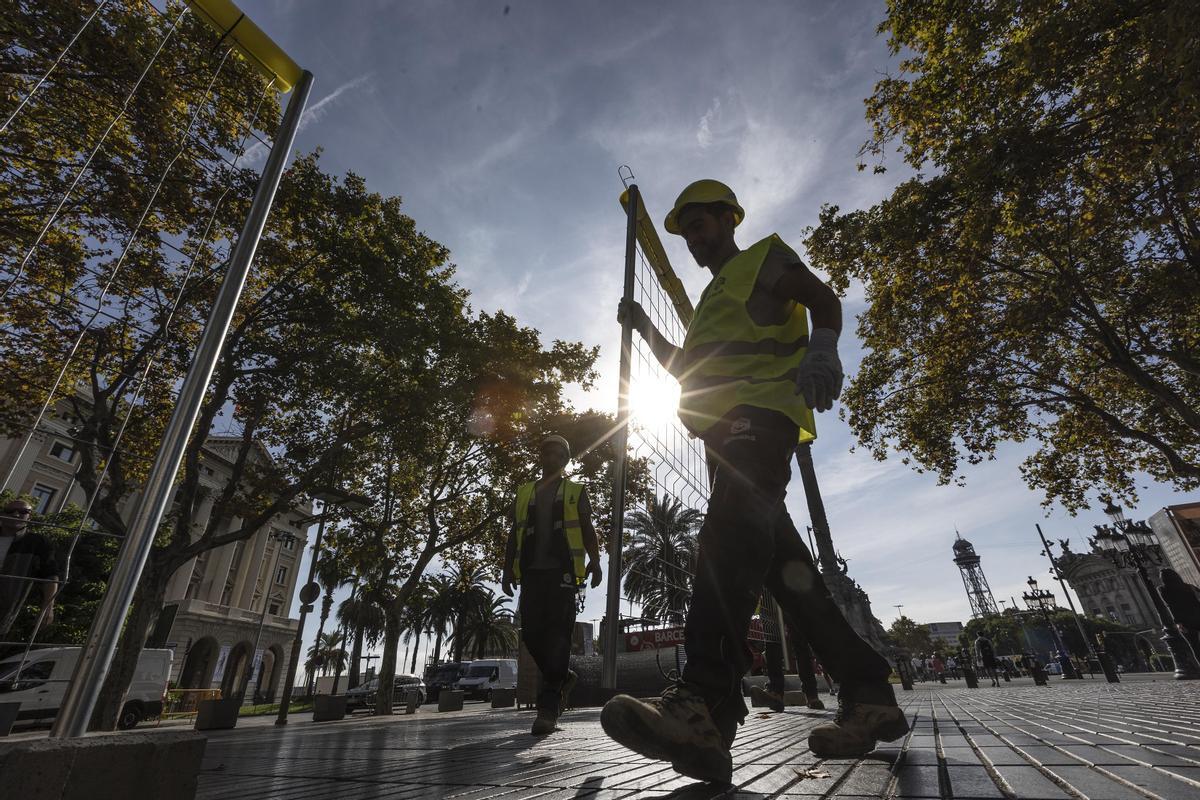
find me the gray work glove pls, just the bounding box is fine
[794,328,843,412]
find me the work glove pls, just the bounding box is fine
[586,559,603,588]
[616,298,649,336]
[794,328,843,413]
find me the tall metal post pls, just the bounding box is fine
[276,508,327,724]
[795,443,838,573]
[601,183,639,689]
[1036,524,1113,680]
[50,71,314,738]
[238,532,289,702]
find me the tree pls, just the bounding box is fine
[886,616,934,656]
[305,631,346,678]
[422,572,457,668]
[336,583,386,689]
[621,494,702,624]
[805,0,1200,511]
[311,549,349,688]
[456,590,518,659]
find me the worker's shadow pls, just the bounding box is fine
[649,783,768,799]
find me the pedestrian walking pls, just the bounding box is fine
[0,498,59,637]
[975,634,999,687]
[1159,568,1200,661]
[501,435,603,736]
[931,653,946,683]
[752,607,826,711]
[602,180,906,784]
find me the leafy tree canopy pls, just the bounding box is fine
[805,0,1200,510]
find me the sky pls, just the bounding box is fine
[234,0,1197,670]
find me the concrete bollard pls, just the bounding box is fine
[405,689,420,714]
[438,690,464,712]
[194,697,240,730]
[0,703,19,736]
[490,688,515,708]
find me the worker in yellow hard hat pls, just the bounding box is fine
[601,180,906,783]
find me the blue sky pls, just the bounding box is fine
[246,1,1196,667]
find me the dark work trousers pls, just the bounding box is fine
[519,568,577,715]
[681,405,894,732]
[765,620,819,697]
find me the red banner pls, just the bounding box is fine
[624,627,685,652]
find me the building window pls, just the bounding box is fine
[29,484,56,514]
[274,565,288,585]
[282,536,296,551]
[49,441,75,463]
[268,603,280,615]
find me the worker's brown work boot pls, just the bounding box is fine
[750,684,785,712]
[808,695,909,757]
[530,711,558,736]
[806,695,826,710]
[601,684,733,784]
[559,669,578,711]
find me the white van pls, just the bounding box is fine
[0,646,172,730]
[454,659,517,699]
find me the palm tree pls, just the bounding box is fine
[337,589,386,688]
[456,591,518,659]
[622,494,702,624]
[399,582,430,674]
[444,563,490,662]
[306,631,348,678]
[424,573,457,667]
[308,550,349,692]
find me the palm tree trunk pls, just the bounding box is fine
[410,633,420,674]
[309,593,334,694]
[453,613,464,662]
[432,629,444,666]
[348,624,364,689]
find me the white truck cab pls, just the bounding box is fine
[0,646,172,729]
[454,658,517,699]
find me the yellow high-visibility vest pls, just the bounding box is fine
[513,478,586,585]
[679,234,817,441]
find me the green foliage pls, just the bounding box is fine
[621,494,702,624]
[886,615,935,655]
[806,0,1200,510]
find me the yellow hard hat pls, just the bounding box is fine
[663,179,745,235]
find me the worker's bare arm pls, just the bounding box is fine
[774,263,842,335]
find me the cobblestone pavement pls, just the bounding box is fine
[196,680,1200,799]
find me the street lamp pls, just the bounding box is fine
[1093,497,1200,679]
[275,488,373,725]
[238,529,298,704]
[1022,577,1081,679]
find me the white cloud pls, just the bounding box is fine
[696,97,721,148]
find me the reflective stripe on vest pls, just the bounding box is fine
[512,478,586,585]
[680,234,817,441]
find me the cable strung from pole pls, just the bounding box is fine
[0,43,234,494]
[0,0,115,137]
[0,6,189,304]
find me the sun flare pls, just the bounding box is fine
[629,372,681,430]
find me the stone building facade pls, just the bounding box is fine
[0,407,312,701]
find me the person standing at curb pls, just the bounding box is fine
[502,435,602,736]
[602,180,906,784]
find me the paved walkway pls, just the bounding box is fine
[196,679,1200,799]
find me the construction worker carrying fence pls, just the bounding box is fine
[502,434,603,736]
[602,180,907,783]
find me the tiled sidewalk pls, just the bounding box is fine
[196,679,1200,799]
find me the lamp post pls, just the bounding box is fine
[275,489,372,725]
[1022,577,1081,679]
[239,530,298,704]
[1092,497,1200,680]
